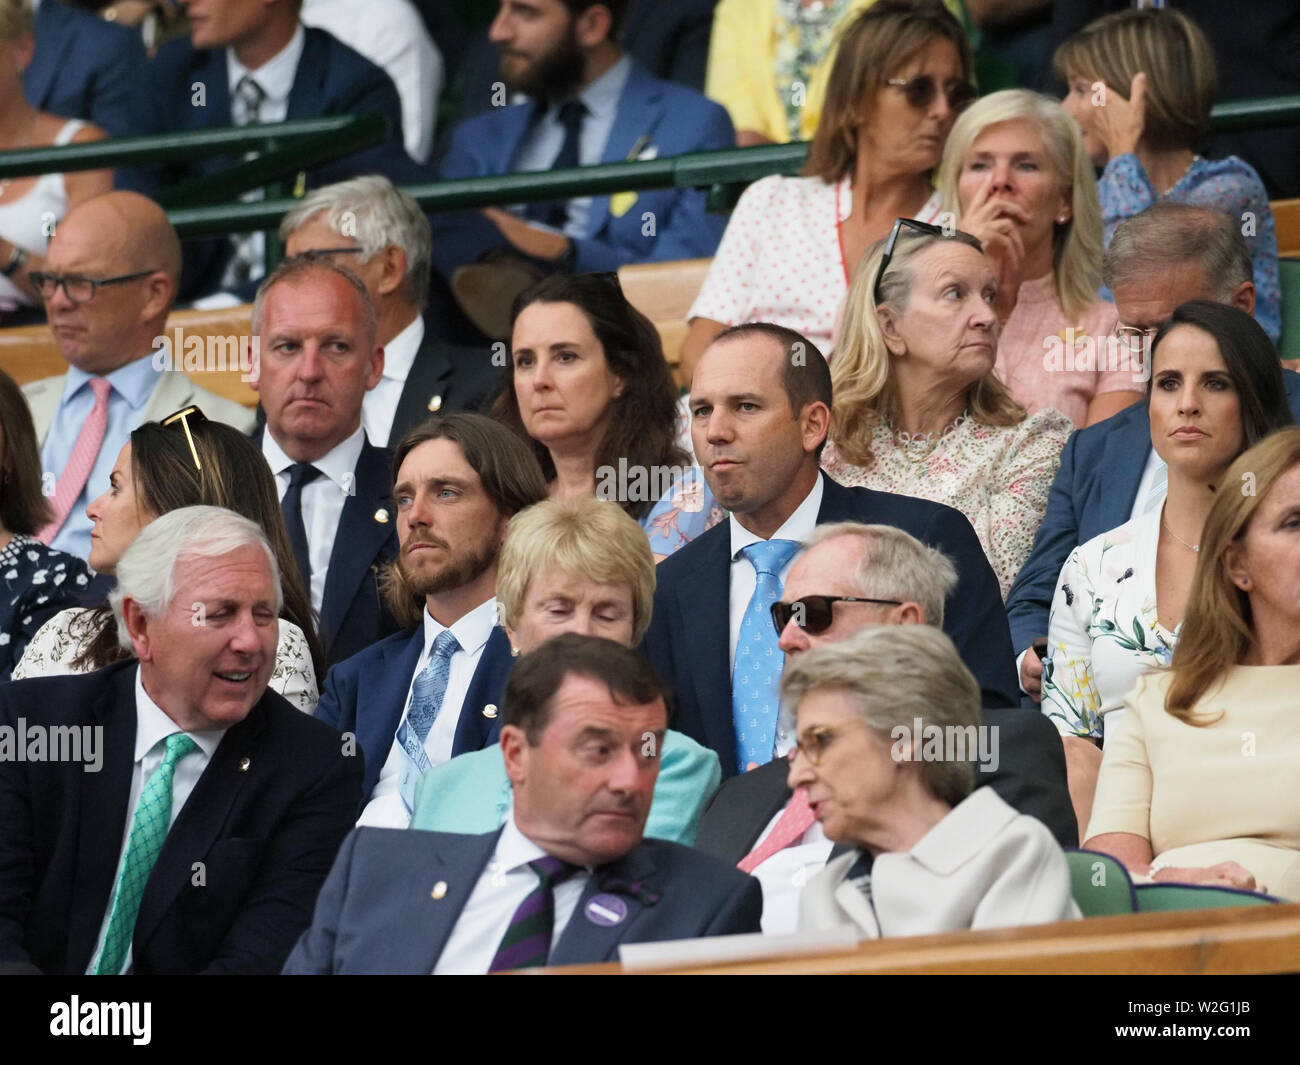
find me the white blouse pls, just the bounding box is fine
[11,607,320,714]
[688,173,943,356]
[1041,507,1177,742]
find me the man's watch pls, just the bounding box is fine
[1,244,26,278]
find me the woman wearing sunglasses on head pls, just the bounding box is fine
[822,220,1072,599]
[12,408,325,712]
[681,0,975,384]
[0,368,93,680]
[938,89,1144,428]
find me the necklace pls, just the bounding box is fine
[1161,517,1199,553]
[888,411,969,469]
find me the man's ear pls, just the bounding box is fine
[1230,280,1256,317]
[573,3,614,49]
[501,724,529,787]
[139,271,173,325]
[800,400,831,457]
[892,601,926,626]
[122,597,154,662]
[364,345,385,392]
[376,244,407,299]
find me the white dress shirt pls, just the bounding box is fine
[301,0,442,163]
[263,425,366,618]
[86,668,225,974]
[1129,446,1167,522]
[362,314,422,448]
[433,814,590,974]
[358,597,500,828]
[749,812,833,936]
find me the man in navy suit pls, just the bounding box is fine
[122,0,428,299]
[642,324,1019,779]
[24,0,146,136]
[1007,203,1300,700]
[432,0,733,328]
[285,634,762,974]
[0,507,361,975]
[314,412,548,825]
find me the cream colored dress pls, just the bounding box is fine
[1087,667,1300,900]
[12,607,319,714]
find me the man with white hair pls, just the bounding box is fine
[281,175,502,447]
[0,506,361,975]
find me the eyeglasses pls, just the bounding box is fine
[27,270,154,305]
[788,724,874,767]
[873,217,982,305]
[886,75,977,114]
[160,405,209,472]
[770,594,903,637]
[291,247,364,258]
[1113,321,1158,353]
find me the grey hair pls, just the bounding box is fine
[279,175,431,310]
[109,506,282,645]
[781,625,979,806]
[804,522,957,627]
[251,255,378,347]
[1104,202,1252,299]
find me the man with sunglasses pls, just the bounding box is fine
[21,192,256,561]
[694,522,1075,933]
[642,322,1018,782]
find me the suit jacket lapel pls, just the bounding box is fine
[551,844,659,965]
[396,830,502,973]
[23,1,65,110]
[22,374,64,444]
[139,365,194,424]
[67,665,138,973]
[391,334,453,441]
[501,103,542,172]
[132,696,266,951]
[588,66,664,239]
[362,629,427,788]
[285,29,324,119]
[1098,408,1151,535]
[675,526,735,768]
[451,627,513,756]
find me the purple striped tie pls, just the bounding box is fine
[487,855,579,972]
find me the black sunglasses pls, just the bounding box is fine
[886,75,977,114]
[770,594,904,637]
[160,405,209,472]
[873,217,983,305]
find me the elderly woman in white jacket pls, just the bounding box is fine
[786,625,1079,937]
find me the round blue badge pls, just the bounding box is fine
[584,893,628,927]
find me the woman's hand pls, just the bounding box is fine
[1152,860,1260,892]
[1092,73,1147,161]
[961,175,1027,321]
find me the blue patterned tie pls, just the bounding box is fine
[397,629,461,813]
[94,732,199,975]
[731,539,801,774]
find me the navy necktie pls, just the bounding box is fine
[525,99,587,229]
[281,462,322,592]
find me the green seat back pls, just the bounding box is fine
[1066,848,1137,917]
[1135,883,1280,913]
[1279,258,1300,361]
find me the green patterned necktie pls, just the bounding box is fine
[94,732,199,975]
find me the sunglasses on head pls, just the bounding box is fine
[873,217,984,305]
[770,594,904,637]
[886,75,977,114]
[160,405,209,472]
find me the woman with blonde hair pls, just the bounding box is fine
[409,496,720,845]
[822,219,1072,598]
[1085,426,1300,900]
[938,89,1142,427]
[1055,8,1279,342]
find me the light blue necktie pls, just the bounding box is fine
[732,539,801,774]
[397,630,461,813]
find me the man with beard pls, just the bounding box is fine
[252,255,399,669]
[314,413,548,826]
[431,0,733,337]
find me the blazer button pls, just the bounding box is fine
[482,704,498,719]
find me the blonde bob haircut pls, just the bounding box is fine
[804,0,972,184]
[1053,8,1218,151]
[495,496,656,646]
[1165,427,1300,722]
[939,89,1103,322]
[830,228,1025,469]
[0,0,33,41]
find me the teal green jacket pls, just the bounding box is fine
[409,730,721,845]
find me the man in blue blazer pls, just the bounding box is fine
[121,0,428,299]
[431,0,733,287]
[0,509,361,975]
[314,413,548,822]
[1006,204,1300,698]
[24,0,146,136]
[286,635,762,974]
[642,324,1019,779]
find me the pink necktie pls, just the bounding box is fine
[738,788,817,873]
[38,376,112,544]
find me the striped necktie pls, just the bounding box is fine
[487,855,580,972]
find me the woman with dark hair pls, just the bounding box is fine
[1085,426,1300,900]
[0,368,91,679]
[13,407,324,711]
[683,0,974,378]
[493,272,717,558]
[1042,301,1293,836]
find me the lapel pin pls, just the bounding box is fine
[431,880,448,900]
[482,704,498,719]
[238,757,251,772]
[585,894,628,927]
[427,394,443,413]
[374,508,390,524]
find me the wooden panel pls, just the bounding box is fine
[535,903,1300,975]
[618,257,711,370]
[1274,199,1300,258]
[0,305,259,408]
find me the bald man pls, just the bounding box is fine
[22,192,255,560]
